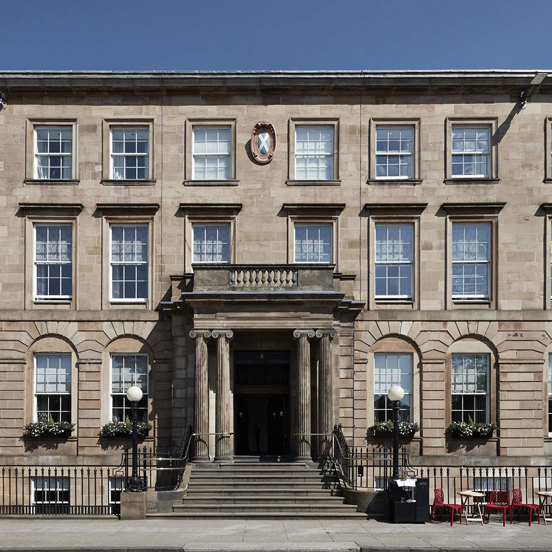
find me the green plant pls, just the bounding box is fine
[368,420,419,437]
[24,421,74,438]
[446,421,498,438]
[100,421,152,438]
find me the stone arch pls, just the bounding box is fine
[354,321,424,363]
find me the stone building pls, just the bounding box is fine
[0,70,551,468]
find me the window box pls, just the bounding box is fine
[100,421,152,439]
[23,421,74,439]
[446,421,497,438]
[368,421,419,439]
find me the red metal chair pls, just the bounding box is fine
[430,488,463,525]
[510,488,540,525]
[484,489,510,526]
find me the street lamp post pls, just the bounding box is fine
[126,385,143,492]
[387,384,405,480]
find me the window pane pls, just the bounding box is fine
[374,353,412,422]
[294,224,332,263]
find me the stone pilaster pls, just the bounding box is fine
[77,358,102,455]
[189,330,211,461]
[293,329,315,460]
[316,329,336,455]
[213,329,234,461]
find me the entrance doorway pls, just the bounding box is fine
[234,351,290,456]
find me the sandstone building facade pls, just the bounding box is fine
[0,70,551,468]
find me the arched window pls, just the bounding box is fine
[369,337,420,427]
[446,338,497,427]
[27,337,77,427]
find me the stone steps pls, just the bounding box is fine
[186,488,333,496]
[146,511,366,519]
[146,461,365,520]
[175,495,345,504]
[172,503,360,513]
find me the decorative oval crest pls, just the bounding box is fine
[251,121,276,164]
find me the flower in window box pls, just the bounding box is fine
[100,421,152,438]
[368,421,419,438]
[446,421,498,438]
[23,420,74,439]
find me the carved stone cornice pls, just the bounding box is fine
[315,329,337,340]
[211,329,234,340]
[293,329,315,340]
[189,329,212,340]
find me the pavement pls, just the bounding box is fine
[1,518,552,552]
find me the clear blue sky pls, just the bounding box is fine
[2,0,552,71]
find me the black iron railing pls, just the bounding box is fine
[123,424,194,491]
[418,465,552,506]
[0,465,125,516]
[330,424,412,490]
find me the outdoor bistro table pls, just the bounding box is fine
[535,490,552,524]
[458,490,486,524]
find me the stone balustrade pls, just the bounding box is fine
[190,264,336,292]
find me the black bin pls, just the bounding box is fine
[388,477,429,523]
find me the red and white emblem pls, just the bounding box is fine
[251,121,276,164]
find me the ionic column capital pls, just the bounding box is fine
[293,329,315,340]
[211,329,234,340]
[189,329,212,340]
[315,328,337,340]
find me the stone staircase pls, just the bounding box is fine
[146,460,365,519]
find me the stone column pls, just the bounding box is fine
[189,330,211,461]
[316,329,336,455]
[293,329,315,460]
[213,329,234,462]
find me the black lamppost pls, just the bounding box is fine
[387,384,405,479]
[126,385,143,492]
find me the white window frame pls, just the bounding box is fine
[294,125,335,181]
[192,126,232,181]
[33,353,72,424]
[109,126,150,180]
[109,224,149,303]
[373,353,412,423]
[33,224,72,301]
[192,223,231,264]
[375,126,414,180]
[109,354,149,423]
[293,223,333,264]
[32,477,70,511]
[451,222,491,300]
[33,126,73,180]
[451,353,490,424]
[109,476,126,515]
[374,223,414,300]
[451,125,491,179]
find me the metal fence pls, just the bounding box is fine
[0,465,126,516]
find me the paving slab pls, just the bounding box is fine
[0,518,550,552]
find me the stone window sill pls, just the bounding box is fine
[367,179,422,185]
[452,299,491,305]
[25,179,79,185]
[444,178,499,185]
[286,179,341,186]
[183,179,239,186]
[102,179,156,186]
